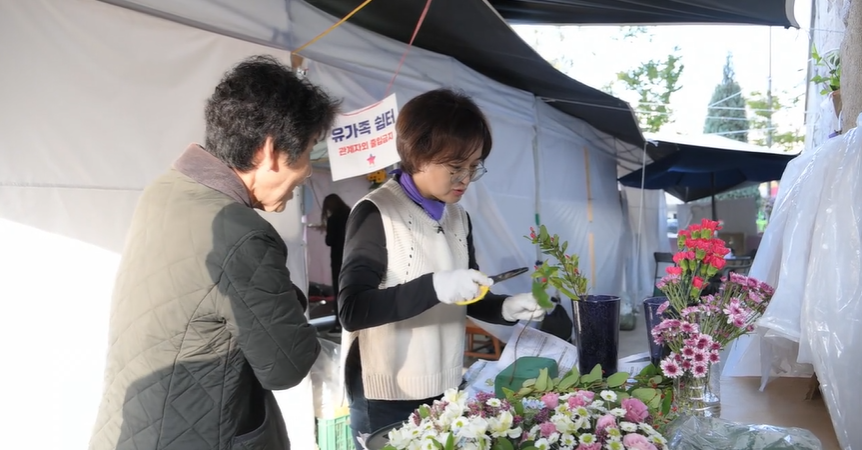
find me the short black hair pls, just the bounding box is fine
[204,55,340,171]
[396,88,492,174]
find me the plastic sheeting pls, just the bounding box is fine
[666,416,823,450]
[727,116,862,449]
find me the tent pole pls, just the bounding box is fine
[583,146,596,289]
[532,98,542,264]
[711,173,718,220]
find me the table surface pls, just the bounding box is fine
[721,377,840,450]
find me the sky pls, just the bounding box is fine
[512,1,814,141]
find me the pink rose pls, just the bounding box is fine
[575,444,601,450]
[623,433,658,450]
[595,414,617,436]
[541,392,560,409]
[621,397,650,423]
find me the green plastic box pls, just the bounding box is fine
[494,356,558,398]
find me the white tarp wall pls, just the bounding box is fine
[0,0,661,449]
[0,1,313,448]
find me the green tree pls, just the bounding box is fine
[704,54,749,142]
[746,90,804,152]
[608,28,685,133]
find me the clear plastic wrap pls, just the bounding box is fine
[748,114,862,449]
[310,338,348,419]
[666,416,822,450]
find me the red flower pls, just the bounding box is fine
[672,252,686,264]
[692,276,704,289]
[711,257,726,270]
[666,266,683,275]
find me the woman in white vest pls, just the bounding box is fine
[337,88,547,444]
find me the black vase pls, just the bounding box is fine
[570,295,621,375]
[642,296,672,367]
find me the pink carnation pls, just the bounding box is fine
[623,433,658,450]
[621,398,650,423]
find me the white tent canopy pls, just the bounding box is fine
[0,1,663,449]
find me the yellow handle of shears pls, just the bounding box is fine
[455,285,490,306]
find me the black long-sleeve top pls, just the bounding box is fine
[337,199,514,388]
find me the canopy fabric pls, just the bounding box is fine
[489,0,799,28]
[305,0,645,147]
[618,137,798,202]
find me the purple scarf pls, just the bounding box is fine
[391,169,445,221]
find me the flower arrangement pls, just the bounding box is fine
[382,364,675,450]
[526,225,589,308]
[368,169,387,190]
[652,219,775,380]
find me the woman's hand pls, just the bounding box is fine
[432,269,493,304]
[502,293,547,322]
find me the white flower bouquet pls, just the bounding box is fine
[382,387,668,450]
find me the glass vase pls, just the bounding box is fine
[672,360,722,418]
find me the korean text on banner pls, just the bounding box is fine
[327,94,400,181]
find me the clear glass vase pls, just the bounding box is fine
[672,361,721,417]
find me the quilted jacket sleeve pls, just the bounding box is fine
[219,231,321,391]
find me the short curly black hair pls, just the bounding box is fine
[204,55,340,171]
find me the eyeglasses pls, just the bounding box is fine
[448,162,487,184]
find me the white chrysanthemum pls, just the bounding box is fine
[559,393,574,401]
[639,422,657,434]
[600,390,618,402]
[575,406,590,418]
[619,421,638,432]
[579,433,597,445]
[528,425,542,440]
[534,438,551,450]
[609,407,627,417]
[555,404,571,416]
[486,398,502,408]
[605,440,624,450]
[560,433,577,447]
[590,400,605,409]
[606,427,622,440]
[649,433,668,445]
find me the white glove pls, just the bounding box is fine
[432,269,494,304]
[502,293,547,322]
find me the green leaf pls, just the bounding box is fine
[535,368,550,392]
[639,364,658,377]
[382,445,398,450]
[492,439,515,450]
[517,387,533,397]
[632,388,659,404]
[661,389,673,416]
[616,391,630,400]
[418,405,431,419]
[579,364,602,384]
[444,433,455,450]
[606,371,629,388]
[557,372,580,391]
[522,378,536,388]
[649,375,664,386]
[535,292,555,309]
